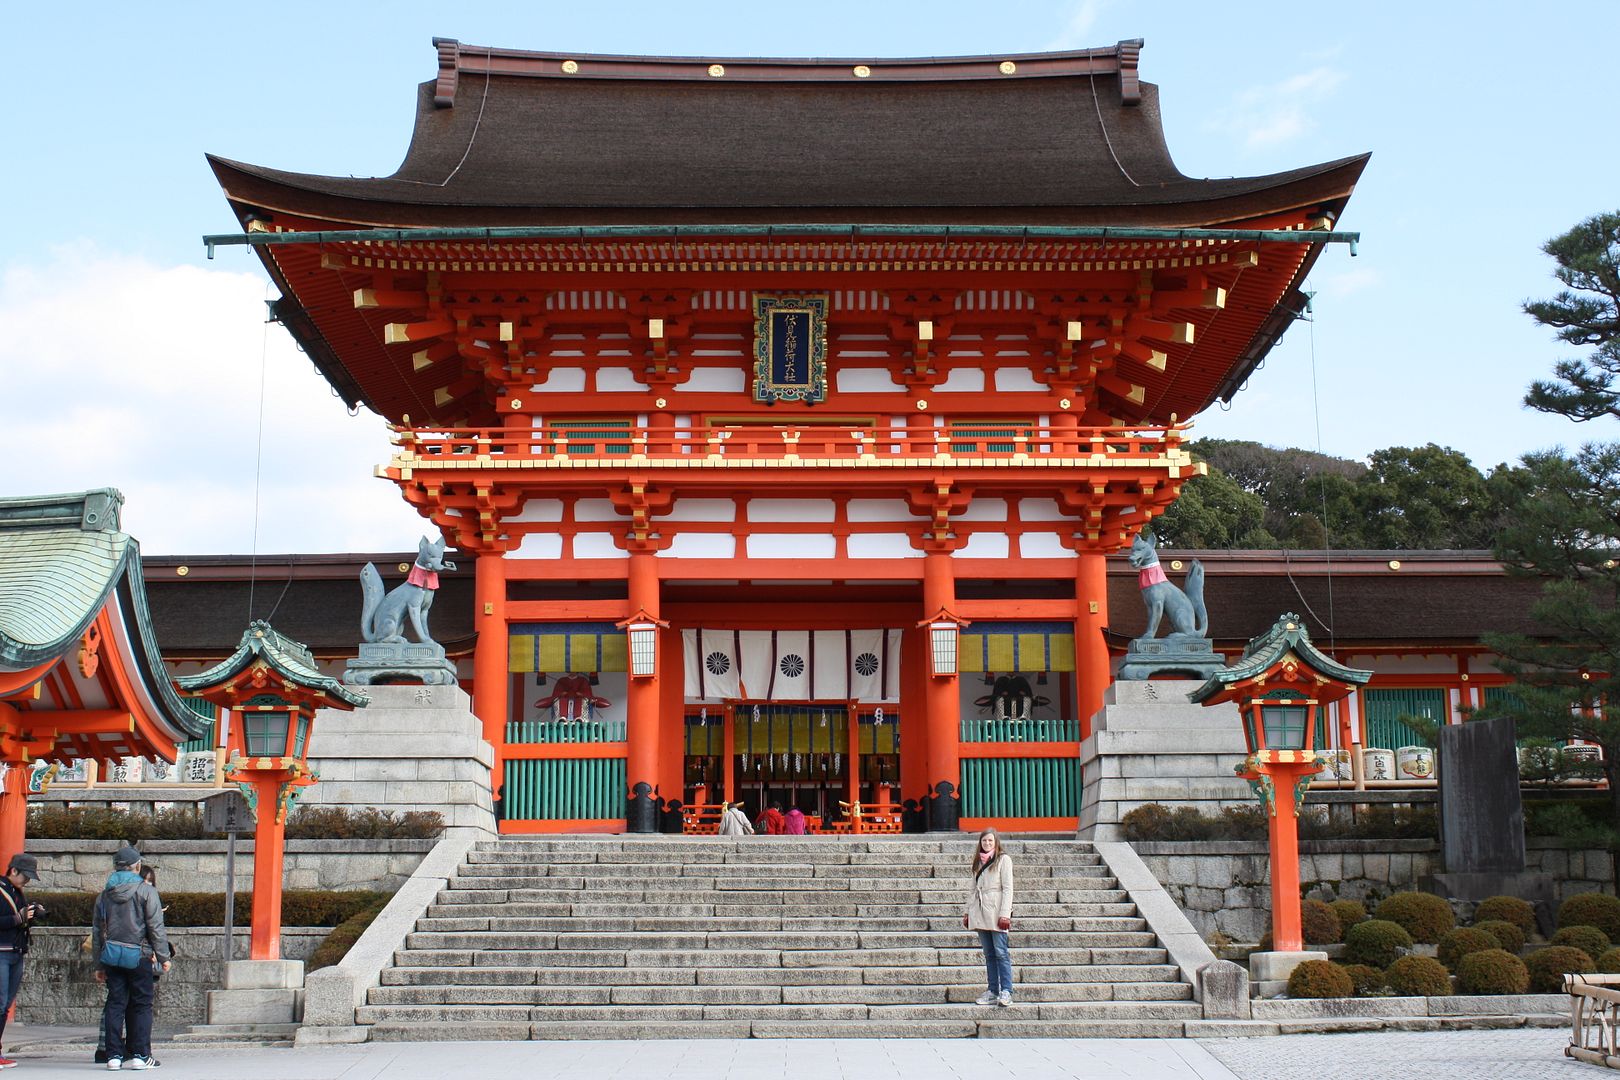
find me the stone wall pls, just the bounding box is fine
[1132,839,1617,942]
[23,839,435,894]
[16,926,328,1028]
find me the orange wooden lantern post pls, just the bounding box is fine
[1191,614,1370,958]
[177,622,367,960]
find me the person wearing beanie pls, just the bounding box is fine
[0,853,41,1069]
[92,847,170,1071]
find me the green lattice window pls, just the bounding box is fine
[502,758,626,820]
[555,419,632,455]
[1363,688,1445,749]
[960,757,1081,819]
[179,697,217,755]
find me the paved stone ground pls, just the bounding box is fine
[0,1028,1581,1078]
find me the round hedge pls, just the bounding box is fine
[1302,899,1342,947]
[1551,925,1612,959]
[1438,927,1502,971]
[1287,959,1354,999]
[1473,895,1536,936]
[1337,962,1385,996]
[1525,945,1596,993]
[1330,899,1369,937]
[1345,918,1414,969]
[1375,892,1456,944]
[1558,893,1620,941]
[1475,919,1527,954]
[1456,948,1530,995]
[1384,955,1453,997]
[1598,947,1620,974]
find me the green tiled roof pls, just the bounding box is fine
[177,620,369,708]
[1189,611,1373,702]
[0,489,204,743]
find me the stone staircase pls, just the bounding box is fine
[357,836,1209,1039]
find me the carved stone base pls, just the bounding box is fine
[342,641,458,686]
[1116,633,1226,682]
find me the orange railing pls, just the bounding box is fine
[390,423,1186,466]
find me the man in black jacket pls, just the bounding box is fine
[92,846,170,1071]
[0,853,41,1069]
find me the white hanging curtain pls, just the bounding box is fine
[687,627,899,704]
[682,628,741,701]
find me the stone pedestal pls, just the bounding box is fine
[304,684,496,832]
[1248,949,1327,999]
[1117,634,1226,682]
[342,640,458,686]
[1078,681,1252,841]
[203,959,303,1028]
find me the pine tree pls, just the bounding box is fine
[1483,212,1620,823]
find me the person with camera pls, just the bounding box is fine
[92,847,170,1071]
[0,853,42,1069]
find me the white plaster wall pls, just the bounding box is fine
[663,500,737,522]
[513,532,563,559]
[573,499,624,522]
[511,499,564,523]
[573,533,628,559]
[596,367,649,391]
[664,533,736,559]
[994,368,1045,392]
[678,367,746,392]
[847,499,923,523]
[1019,532,1076,558]
[957,499,1009,522]
[933,368,986,392]
[529,367,586,392]
[747,534,835,558]
[836,369,902,392]
[848,534,922,559]
[747,499,836,522]
[957,532,1011,559]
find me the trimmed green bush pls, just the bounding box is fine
[1302,899,1341,947]
[1597,947,1620,974]
[1456,949,1530,995]
[1287,959,1354,999]
[1475,919,1527,954]
[1473,895,1536,937]
[1551,925,1612,959]
[25,804,443,841]
[1558,893,1620,942]
[1375,892,1455,944]
[1525,945,1596,993]
[1330,900,1369,937]
[1336,963,1385,996]
[307,895,391,972]
[30,889,389,928]
[1437,927,1502,970]
[1345,919,1414,969]
[1384,955,1452,997]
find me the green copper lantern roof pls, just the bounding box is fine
[1188,611,1372,703]
[176,620,370,709]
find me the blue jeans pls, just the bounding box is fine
[104,962,154,1061]
[977,930,1012,994]
[0,951,22,1047]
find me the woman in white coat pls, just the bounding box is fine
[962,827,1014,1005]
[717,802,755,837]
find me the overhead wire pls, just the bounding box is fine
[246,278,274,621]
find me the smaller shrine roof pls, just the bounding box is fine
[1188,611,1372,702]
[176,620,370,708]
[0,489,206,753]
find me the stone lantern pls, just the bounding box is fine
[1190,612,1370,994]
[177,621,368,962]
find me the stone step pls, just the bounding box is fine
[414,915,1151,935]
[402,930,1159,952]
[463,850,1103,867]
[377,966,1189,990]
[454,860,1110,877]
[358,999,1201,1025]
[391,945,1165,970]
[474,839,1097,853]
[362,1017,1193,1041]
[426,901,1140,919]
[439,886,1130,905]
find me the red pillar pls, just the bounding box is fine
[625,550,662,832]
[0,751,25,872]
[473,551,509,803]
[1074,551,1110,741]
[1263,762,1315,953]
[922,550,960,831]
[248,776,286,961]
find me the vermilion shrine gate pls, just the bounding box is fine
[206,38,1365,833]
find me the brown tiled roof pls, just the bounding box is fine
[209,39,1367,227]
[142,551,1544,661]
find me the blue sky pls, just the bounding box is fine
[4,1,1617,552]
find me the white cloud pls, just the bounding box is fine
[1206,66,1346,150]
[0,247,429,554]
[1045,0,1110,50]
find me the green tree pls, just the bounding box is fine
[1155,465,1276,548]
[1481,212,1620,822]
[1356,444,1498,549]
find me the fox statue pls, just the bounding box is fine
[1127,530,1207,640]
[360,536,457,645]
